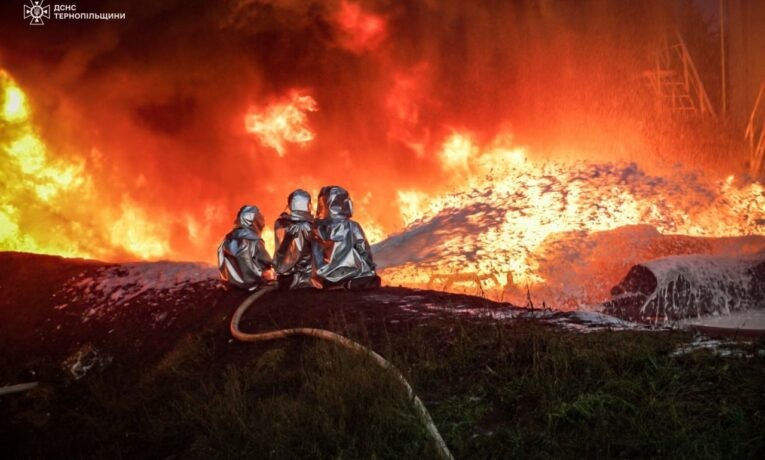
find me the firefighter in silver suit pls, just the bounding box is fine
[218,205,273,290]
[312,185,381,289]
[273,189,315,289]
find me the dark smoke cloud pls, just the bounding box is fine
[0,0,710,262]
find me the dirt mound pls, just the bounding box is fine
[1,252,646,384]
[0,252,518,383]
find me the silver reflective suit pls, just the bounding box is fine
[218,205,273,290]
[273,189,314,289]
[312,186,380,289]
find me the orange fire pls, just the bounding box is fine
[1,0,764,308]
[244,92,318,157]
[3,68,764,298]
[335,0,386,53]
[379,133,765,304]
[1,71,172,261]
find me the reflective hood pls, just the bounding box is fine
[235,205,265,234]
[284,189,313,218]
[316,185,353,220]
[312,184,379,289]
[273,189,314,288]
[219,204,272,291]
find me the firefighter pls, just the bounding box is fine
[312,185,381,289]
[217,205,274,290]
[273,189,315,289]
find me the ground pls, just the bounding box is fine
[1,252,764,459]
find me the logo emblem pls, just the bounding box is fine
[23,0,50,25]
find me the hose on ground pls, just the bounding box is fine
[230,285,455,460]
[0,382,38,396]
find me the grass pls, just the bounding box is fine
[3,315,765,459]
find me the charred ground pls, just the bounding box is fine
[1,252,764,459]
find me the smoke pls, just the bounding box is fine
[0,0,736,263]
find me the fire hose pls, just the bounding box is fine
[0,382,38,396]
[230,285,455,460]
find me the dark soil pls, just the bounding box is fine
[0,252,511,384]
[2,252,764,459]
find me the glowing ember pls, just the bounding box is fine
[244,92,318,156]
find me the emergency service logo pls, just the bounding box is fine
[23,0,50,25]
[22,1,126,25]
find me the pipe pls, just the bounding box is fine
[0,381,38,396]
[230,286,455,460]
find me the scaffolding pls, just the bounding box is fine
[643,31,716,117]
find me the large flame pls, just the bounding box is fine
[0,72,172,261]
[1,71,90,258]
[245,92,318,157]
[379,133,765,304]
[1,0,763,308]
[3,67,763,299]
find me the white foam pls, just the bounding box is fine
[62,261,217,322]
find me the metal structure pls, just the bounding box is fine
[643,31,716,117]
[427,271,500,292]
[746,83,765,178]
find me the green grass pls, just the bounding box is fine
[4,317,765,459]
